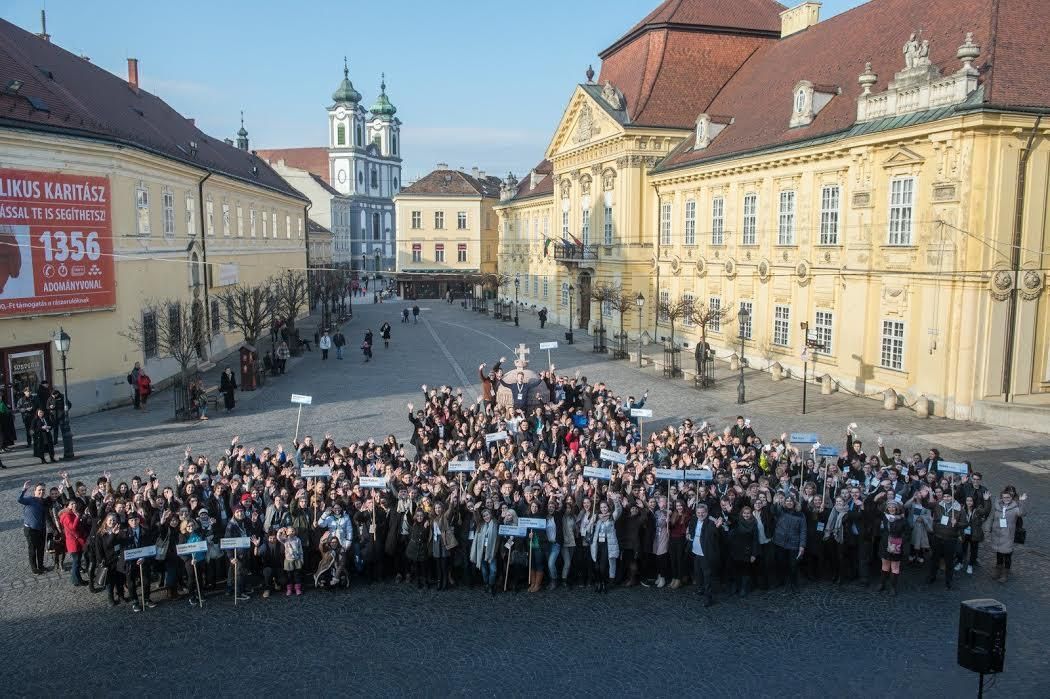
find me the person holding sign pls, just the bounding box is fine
[224,508,252,601]
[125,512,156,612]
[589,496,622,593]
[99,514,126,607]
[178,519,208,607]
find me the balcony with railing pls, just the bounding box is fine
[551,242,599,264]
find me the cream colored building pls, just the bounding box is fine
[494,0,1050,431]
[394,166,500,298]
[0,20,308,414]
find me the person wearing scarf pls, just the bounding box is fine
[823,497,848,584]
[470,506,499,595]
[877,500,907,595]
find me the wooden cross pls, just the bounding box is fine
[513,343,530,368]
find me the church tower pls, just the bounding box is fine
[328,57,364,195]
[367,74,400,159]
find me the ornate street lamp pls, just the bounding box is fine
[514,273,520,327]
[52,327,74,459]
[737,308,750,404]
[635,292,645,367]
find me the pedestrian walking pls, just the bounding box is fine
[333,329,346,360]
[277,341,290,374]
[538,307,548,329]
[128,361,142,409]
[412,305,420,324]
[16,386,36,448]
[379,322,391,349]
[220,367,237,412]
[319,330,332,360]
[362,330,373,362]
[402,308,410,323]
[137,369,152,410]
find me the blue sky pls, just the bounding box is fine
[7,0,865,182]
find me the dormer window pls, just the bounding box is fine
[790,80,839,128]
[693,114,732,151]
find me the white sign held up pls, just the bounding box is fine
[176,541,209,556]
[291,394,313,441]
[123,545,157,561]
[359,476,387,488]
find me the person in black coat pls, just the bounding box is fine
[728,505,760,596]
[30,408,55,464]
[220,368,237,412]
[124,511,156,610]
[379,322,391,349]
[686,504,721,606]
[98,514,126,607]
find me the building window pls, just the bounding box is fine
[142,310,158,359]
[562,211,569,239]
[370,166,378,189]
[602,297,613,318]
[355,125,363,146]
[225,299,236,331]
[888,177,914,245]
[411,243,421,263]
[543,216,550,240]
[336,124,346,146]
[561,282,570,307]
[206,198,215,236]
[660,202,672,246]
[604,204,614,245]
[682,293,694,326]
[742,193,757,245]
[136,183,151,235]
[709,297,722,332]
[820,185,840,245]
[658,290,670,322]
[372,213,381,240]
[684,199,696,246]
[457,243,467,263]
[581,209,590,246]
[210,299,221,334]
[185,195,195,237]
[435,243,444,263]
[411,211,421,229]
[773,305,790,346]
[167,303,182,347]
[542,276,549,299]
[457,212,468,229]
[271,211,277,239]
[739,301,753,340]
[711,196,724,245]
[434,211,445,229]
[236,206,244,237]
[814,310,833,355]
[162,187,175,237]
[778,190,795,245]
[532,276,538,297]
[285,214,291,239]
[881,320,905,370]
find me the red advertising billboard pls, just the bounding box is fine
[0,168,115,318]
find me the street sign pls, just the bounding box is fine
[630,408,653,418]
[359,476,387,488]
[290,394,313,405]
[583,466,612,480]
[123,545,157,561]
[539,341,559,350]
[600,449,627,464]
[220,537,251,550]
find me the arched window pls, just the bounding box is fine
[371,166,378,189]
[336,124,346,146]
[355,124,363,146]
[391,134,398,154]
[190,252,200,287]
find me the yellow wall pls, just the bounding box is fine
[0,128,308,414]
[394,193,498,274]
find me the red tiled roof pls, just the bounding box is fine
[256,147,330,184]
[401,169,501,197]
[0,18,305,202]
[657,0,1050,172]
[508,160,554,202]
[606,0,784,55]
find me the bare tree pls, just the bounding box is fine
[607,286,636,339]
[122,298,206,377]
[589,283,616,333]
[271,269,310,332]
[687,298,732,354]
[213,282,275,346]
[657,295,693,348]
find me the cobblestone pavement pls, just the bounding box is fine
[2,301,1047,696]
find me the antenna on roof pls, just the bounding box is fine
[38,9,51,43]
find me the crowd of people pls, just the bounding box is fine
[1,380,70,467]
[16,356,1030,611]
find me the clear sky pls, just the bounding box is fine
[7,0,866,183]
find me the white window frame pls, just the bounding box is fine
[581,208,590,246]
[457,244,467,263]
[777,190,795,245]
[543,276,549,299]
[185,195,195,237]
[888,177,914,245]
[742,193,757,245]
[249,208,257,237]
[682,293,695,326]
[206,198,215,236]
[711,196,724,245]
[434,211,444,229]
[880,319,905,370]
[773,305,791,346]
[434,244,444,263]
[814,310,834,355]
[411,211,421,229]
[603,204,614,245]
[411,246,421,263]
[738,301,753,340]
[271,211,277,239]
[457,211,468,230]
[285,214,291,239]
[161,187,175,237]
[820,185,840,245]
[562,211,569,239]
[658,290,670,322]
[236,205,244,238]
[709,296,722,332]
[561,282,570,307]
[136,183,151,236]
[660,202,672,246]
[684,199,696,246]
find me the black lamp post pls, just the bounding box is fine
[514,273,520,327]
[635,292,645,367]
[567,283,575,344]
[737,309,750,404]
[53,326,74,459]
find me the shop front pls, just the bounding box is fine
[1,342,52,407]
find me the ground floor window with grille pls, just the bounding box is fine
[773,305,790,346]
[210,299,221,334]
[881,320,905,370]
[708,297,721,332]
[814,310,833,355]
[658,290,670,322]
[142,310,158,359]
[543,276,549,299]
[561,282,570,307]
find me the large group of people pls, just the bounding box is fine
[16,354,1030,612]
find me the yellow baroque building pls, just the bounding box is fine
[0,20,309,414]
[495,0,1050,430]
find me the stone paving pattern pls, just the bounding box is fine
[1,300,1047,696]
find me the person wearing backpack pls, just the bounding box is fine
[128,362,141,409]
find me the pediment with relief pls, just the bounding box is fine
[881,146,925,167]
[546,87,625,159]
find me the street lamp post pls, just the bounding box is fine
[53,326,74,460]
[800,321,826,415]
[514,274,520,327]
[737,309,749,404]
[635,292,645,367]
[567,284,575,344]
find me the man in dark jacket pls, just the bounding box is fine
[772,496,807,591]
[124,511,156,611]
[687,504,720,606]
[19,480,49,574]
[927,490,963,589]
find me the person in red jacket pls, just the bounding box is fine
[137,370,152,411]
[58,499,87,586]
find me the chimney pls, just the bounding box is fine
[471,166,480,179]
[780,1,821,38]
[127,58,140,93]
[478,170,486,181]
[80,55,91,63]
[187,118,195,127]
[436,162,449,170]
[38,10,51,43]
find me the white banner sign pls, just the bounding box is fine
[290,394,313,405]
[220,537,251,550]
[539,341,559,350]
[485,431,508,444]
[359,476,387,488]
[499,524,526,537]
[600,448,627,464]
[301,466,331,478]
[123,545,157,561]
[518,517,547,530]
[684,468,714,481]
[583,466,612,480]
[176,541,208,555]
[654,468,685,481]
[938,461,969,475]
[448,460,476,473]
[630,408,653,418]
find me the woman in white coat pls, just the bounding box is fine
[983,487,1027,584]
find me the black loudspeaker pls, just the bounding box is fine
[958,599,1007,674]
